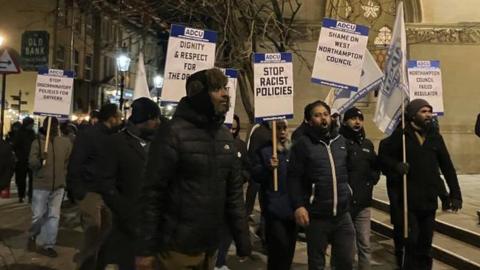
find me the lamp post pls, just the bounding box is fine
[153,75,163,105]
[116,45,131,113]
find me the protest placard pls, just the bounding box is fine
[33,68,74,119]
[161,25,217,103]
[312,18,369,91]
[223,68,238,126]
[408,60,444,115]
[253,53,294,123]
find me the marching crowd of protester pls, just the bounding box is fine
[0,68,471,270]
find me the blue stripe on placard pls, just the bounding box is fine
[255,114,294,123]
[311,77,358,92]
[322,18,369,36]
[170,24,217,43]
[37,68,75,78]
[160,100,179,106]
[34,112,70,119]
[408,60,418,68]
[225,68,238,78]
[408,60,441,69]
[253,53,292,63]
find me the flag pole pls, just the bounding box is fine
[272,120,278,192]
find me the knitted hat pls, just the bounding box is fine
[343,107,364,122]
[406,99,432,120]
[129,97,160,124]
[185,68,227,117]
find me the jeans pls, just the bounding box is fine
[215,227,233,267]
[352,207,371,270]
[29,188,65,248]
[265,215,297,270]
[306,212,355,270]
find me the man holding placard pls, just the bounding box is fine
[135,68,250,270]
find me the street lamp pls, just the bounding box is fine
[0,35,4,47]
[153,75,164,105]
[116,45,131,113]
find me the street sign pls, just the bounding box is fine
[0,49,21,74]
[21,31,50,71]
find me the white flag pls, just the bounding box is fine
[373,1,409,135]
[326,51,383,114]
[133,53,151,100]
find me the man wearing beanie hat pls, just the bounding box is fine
[379,98,462,269]
[135,68,251,270]
[96,97,161,270]
[339,107,380,270]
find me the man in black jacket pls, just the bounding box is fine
[135,68,251,270]
[67,103,123,270]
[379,99,462,270]
[475,113,480,137]
[339,107,380,270]
[100,98,162,270]
[288,100,354,270]
[13,117,36,203]
[0,138,15,191]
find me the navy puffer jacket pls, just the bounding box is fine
[288,126,351,218]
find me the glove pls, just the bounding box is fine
[440,193,450,211]
[450,198,462,212]
[394,162,409,175]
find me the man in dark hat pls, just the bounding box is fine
[67,103,123,270]
[99,97,162,270]
[135,68,251,270]
[13,117,36,203]
[379,98,462,269]
[339,107,380,270]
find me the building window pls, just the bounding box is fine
[75,15,82,34]
[74,50,80,75]
[85,54,92,81]
[56,45,65,69]
[85,14,93,36]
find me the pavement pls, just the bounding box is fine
[2,174,474,270]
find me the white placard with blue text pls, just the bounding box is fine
[312,18,369,91]
[33,68,74,119]
[253,53,294,123]
[223,68,238,126]
[162,25,217,103]
[407,60,444,115]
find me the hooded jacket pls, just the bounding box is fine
[339,125,380,213]
[0,139,15,189]
[288,125,351,218]
[29,134,72,191]
[136,97,251,257]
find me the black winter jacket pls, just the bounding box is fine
[13,127,36,165]
[136,97,251,257]
[0,139,15,189]
[339,126,380,213]
[251,142,293,220]
[379,123,462,211]
[475,113,480,138]
[66,123,117,201]
[288,126,351,218]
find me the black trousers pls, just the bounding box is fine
[15,164,33,200]
[404,210,435,270]
[265,215,297,270]
[387,180,405,267]
[306,212,355,270]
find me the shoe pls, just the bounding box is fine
[27,236,36,252]
[37,247,58,258]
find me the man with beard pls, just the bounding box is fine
[99,98,162,270]
[288,100,354,270]
[67,103,123,270]
[339,107,380,270]
[379,99,462,269]
[135,68,251,270]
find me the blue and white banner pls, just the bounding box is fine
[253,53,294,123]
[326,51,383,114]
[407,60,444,115]
[223,68,238,126]
[312,18,369,91]
[33,68,74,118]
[162,25,217,103]
[373,2,409,135]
